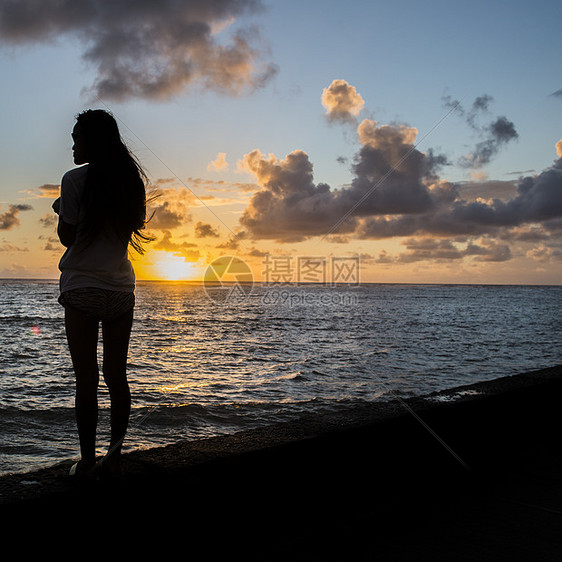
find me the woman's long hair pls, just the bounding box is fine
[76,109,153,254]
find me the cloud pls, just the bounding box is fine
[443,94,518,168]
[238,148,357,242]
[153,230,200,261]
[443,94,490,122]
[396,238,466,263]
[457,179,517,202]
[194,221,219,238]
[17,183,60,199]
[147,183,194,230]
[207,152,229,172]
[500,224,549,243]
[352,119,438,214]
[41,237,62,252]
[0,204,33,230]
[358,156,562,240]
[458,116,518,169]
[236,85,562,264]
[247,247,269,257]
[237,116,444,242]
[185,176,258,194]
[0,242,29,252]
[0,263,28,277]
[526,245,562,263]
[556,139,562,158]
[321,79,365,123]
[216,234,241,250]
[0,0,277,101]
[39,213,57,228]
[36,184,60,198]
[149,202,190,230]
[381,237,512,264]
[356,161,562,240]
[549,89,562,98]
[375,249,394,264]
[465,240,512,262]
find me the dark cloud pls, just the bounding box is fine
[443,94,492,123]
[465,241,512,262]
[39,213,57,228]
[238,149,358,242]
[238,118,448,242]
[0,204,32,230]
[471,94,494,112]
[41,237,62,252]
[194,221,219,238]
[147,184,194,229]
[238,94,562,252]
[358,158,562,240]
[549,89,562,98]
[458,116,518,169]
[149,201,190,230]
[247,247,268,257]
[350,120,439,216]
[500,225,550,243]
[216,234,241,250]
[507,169,535,176]
[381,238,512,264]
[36,184,60,198]
[457,179,517,202]
[396,238,466,263]
[0,0,277,101]
[443,94,518,168]
[153,230,200,261]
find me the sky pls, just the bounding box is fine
[0,0,561,285]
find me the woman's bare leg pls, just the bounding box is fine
[65,306,100,468]
[101,308,133,466]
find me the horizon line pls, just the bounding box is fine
[0,277,561,288]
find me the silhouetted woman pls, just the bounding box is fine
[53,109,151,479]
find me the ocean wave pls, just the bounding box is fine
[1,282,561,476]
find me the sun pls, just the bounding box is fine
[144,251,204,281]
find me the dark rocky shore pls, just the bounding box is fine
[2,365,562,559]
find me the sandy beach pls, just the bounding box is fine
[2,365,562,559]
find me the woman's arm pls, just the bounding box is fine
[53,196,76,247]
[57,216,77,248]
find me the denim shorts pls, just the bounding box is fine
[58,288,135,322]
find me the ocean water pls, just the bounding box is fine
[1,279,561,476]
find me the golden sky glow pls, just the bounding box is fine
[0,1,561,285]
[134,250,206,282]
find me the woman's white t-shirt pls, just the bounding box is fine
[58,165,135,294]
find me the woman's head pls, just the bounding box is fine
[74,108,153,253]
[73,109,124,165]
[71,122,87,165]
